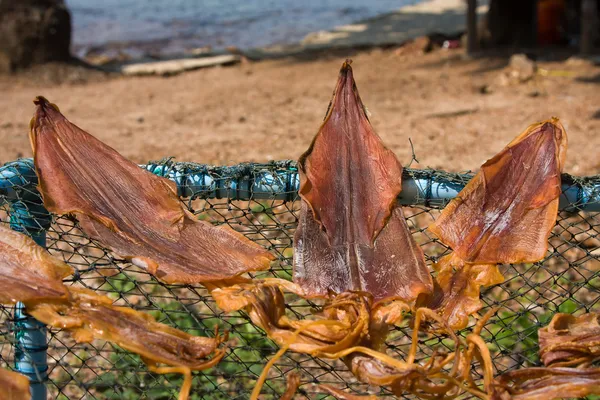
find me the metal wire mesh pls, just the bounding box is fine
[0,158,599,399]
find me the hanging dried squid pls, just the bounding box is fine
[427,118,567,330]
[209,61,497,400]
[429,118,567,265]
[29,96,274,285]
[27,286,226,400]
[492,313,600,399]
[538,312,600,367]
[294,60,432,303]
[0,227,226,400]
[0,224,72,304]
[492,367,600,400]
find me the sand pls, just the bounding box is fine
[1,48,599,177]
[0,0,598,177]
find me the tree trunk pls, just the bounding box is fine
[0,0,72,73]
[483,0,537,49]
[467,0,478,54]
[581,0,598,54]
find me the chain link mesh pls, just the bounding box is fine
[0,159,598,399]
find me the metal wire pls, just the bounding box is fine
[0,159,598,399]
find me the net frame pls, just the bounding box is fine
[0,158,598,399]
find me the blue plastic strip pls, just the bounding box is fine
[143,163,600,212]
[11,208,49,400]
[14,301,47,400]
[2,159,598,212]
[0,159,38,203]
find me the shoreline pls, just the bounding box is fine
[82,0,489,65]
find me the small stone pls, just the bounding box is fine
[565,56,593,67]
[394,36,433,56]
[527,90,544,98]
[496,72,511,87]
[508,54,536,82]
[478,84,493,94]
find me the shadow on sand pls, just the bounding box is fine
[243,8,469,62]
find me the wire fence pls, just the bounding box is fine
[0,158,599,399]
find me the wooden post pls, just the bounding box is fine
[581,0,598,55]
[531,0,538,48]
[467,0,478,54]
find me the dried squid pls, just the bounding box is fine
[0,227,225,400]
[30,96,274,284]
[428,119,567,329]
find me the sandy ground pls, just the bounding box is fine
[0,48,599,176]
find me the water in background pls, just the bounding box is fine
[66,0,419,57]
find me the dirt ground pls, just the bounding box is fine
[1,48,599,176]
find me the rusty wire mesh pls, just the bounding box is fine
[0,159,598,399]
